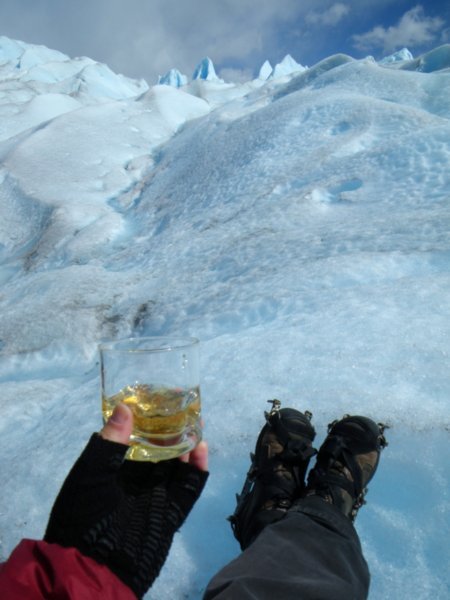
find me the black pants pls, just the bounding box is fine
[204,496,370,600]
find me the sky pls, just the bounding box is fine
[0,1,449,84]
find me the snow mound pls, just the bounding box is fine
[139,84,210,127]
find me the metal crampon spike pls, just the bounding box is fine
[327,414,351,431]
[327,418,339,432]
[377,422,390,434]
[377,422,390,448]
[265,399,282,419]
[267,399,281,412]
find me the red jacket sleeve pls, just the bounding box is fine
[0,539,136,599]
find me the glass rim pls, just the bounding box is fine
[98,336,199,353]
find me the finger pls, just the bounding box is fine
[187,441,208,472]
[99,403,133,444]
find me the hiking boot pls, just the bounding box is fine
[305,415,388,520]
[229,400,317,549]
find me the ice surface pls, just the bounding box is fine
[0,36,449,599]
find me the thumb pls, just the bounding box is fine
[99,403,133,444]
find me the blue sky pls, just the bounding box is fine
[0,1,449,83]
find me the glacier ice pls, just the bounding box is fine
[270,53,307,78]
[379,48,414,64]
[158,68,188,87]
[0,35,449,600]
[192,56,224,82]
[258,59,273,80]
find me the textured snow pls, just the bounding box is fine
[0,37,449,599]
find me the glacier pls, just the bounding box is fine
[0,36,449,599]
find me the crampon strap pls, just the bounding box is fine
[318,434,364,496]
[267,411,317,464]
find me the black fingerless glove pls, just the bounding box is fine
[44,434,208,599]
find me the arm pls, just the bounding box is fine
[0,539,136,599]
[1,404,208,599]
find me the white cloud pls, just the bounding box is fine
[306,3,350,26]
[353,5,444,53]
[6,0,440,84]
[0,0,314,83]
[87,0,309,82]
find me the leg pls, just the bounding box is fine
[204,496,369,600]
[205,404,387,600]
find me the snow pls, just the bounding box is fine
[0,36,449,600]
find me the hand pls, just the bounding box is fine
[99,402,208,471]
[44,404,209,599]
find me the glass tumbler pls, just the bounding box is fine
[99,336,202,461]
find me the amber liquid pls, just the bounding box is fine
[102,383,201,461]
